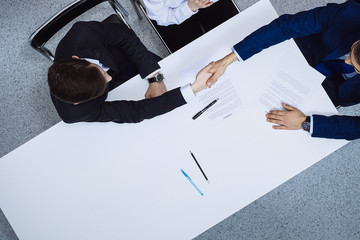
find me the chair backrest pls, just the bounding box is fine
[136,0,240,53]
[29,0,129,61]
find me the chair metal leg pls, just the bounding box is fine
[134,0,171,53]
[131,0,143,20]
[108,0,131,28]
[111,0,129,17]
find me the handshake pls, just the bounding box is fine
[191,52,238,94]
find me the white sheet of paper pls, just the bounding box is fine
[198,75,243,120]
[258,70,310,111]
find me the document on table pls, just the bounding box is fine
[196,74,243,120]
[258,70,311,111]
[179,51,243,121]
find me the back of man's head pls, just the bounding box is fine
[354,40,360,65]
[48,59,107,103]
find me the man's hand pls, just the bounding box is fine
[266,103,306,130]
[191,62,215,94]
[145,81,167,98]
[188,0,213,12]
[206,52,237,88]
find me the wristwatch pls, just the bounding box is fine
[148,73,164,83]
[301,116,311,132]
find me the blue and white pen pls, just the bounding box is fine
[180,169,204,196]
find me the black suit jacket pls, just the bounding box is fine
[51,21,186,123]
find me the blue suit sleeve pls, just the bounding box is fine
[233,3,341,60]
[312,114,360,140]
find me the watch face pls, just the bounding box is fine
[149,73,164,83]
[156,73,164,82]
[302,122,310,132]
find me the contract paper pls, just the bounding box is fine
[179,51,243,121]
[258,70,310,111]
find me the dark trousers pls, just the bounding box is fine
[154,0,239,52]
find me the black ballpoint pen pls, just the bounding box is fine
[190,150,210,184]
[192,98,219,120]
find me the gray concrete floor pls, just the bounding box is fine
[1,0,360,239]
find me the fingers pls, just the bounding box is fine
[266,116,283,125]
[266,112,288,129]
[203,1,213,7]
[282,102,296,111]
[203,61,215,72]
[208,61,215,67]
[267,110,285,116]
[203,62,218,87]
[206,74,218,87]
[272,125,287,130]
[266,116,288,130]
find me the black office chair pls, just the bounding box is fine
[29,0,130,61]
[134,0,240,53]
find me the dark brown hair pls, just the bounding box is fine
[353,40,360,66]
[48,59,107,103]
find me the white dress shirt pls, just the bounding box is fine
[142,0,197,26]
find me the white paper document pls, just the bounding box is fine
[197,74,243,120]
[258,70,311,111]
[179,50,243,121]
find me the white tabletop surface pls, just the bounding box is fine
[0,1,348,239]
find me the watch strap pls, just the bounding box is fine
[148,73,164,83]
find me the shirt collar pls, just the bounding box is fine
[81,58,110,72]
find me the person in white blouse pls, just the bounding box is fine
[142,0,214,26]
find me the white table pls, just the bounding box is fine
[0,1,348,239]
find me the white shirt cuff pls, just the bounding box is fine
[231,47,243,62]
[145,69,161,80]
[180,1,197,18]
[180,84,196,103]
[309,115,313,135]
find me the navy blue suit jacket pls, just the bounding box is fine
[52,21,186,124]
[233,0,360,139]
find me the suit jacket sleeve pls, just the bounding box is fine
[312,114,360,140]
[232,2,342,60]
[58,87,187,124]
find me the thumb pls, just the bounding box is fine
[207,75,217,87]
[203,61,215,72]
[282,102,296,111]
[208,61,215,67]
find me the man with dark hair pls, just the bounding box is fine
[48,59,109,104]
[204,0,360,140]
[48,20,213,124]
